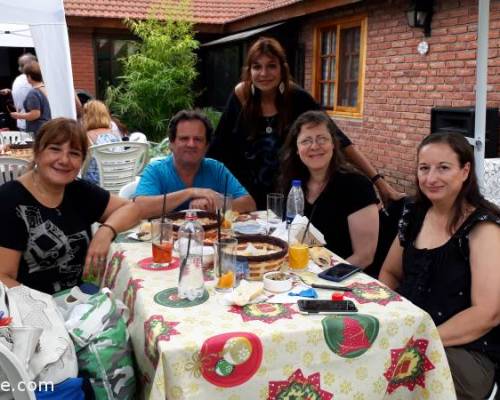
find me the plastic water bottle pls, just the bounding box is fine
[286,179,305,225]
[177,210,205,300]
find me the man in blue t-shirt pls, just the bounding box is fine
[134,110,256,217]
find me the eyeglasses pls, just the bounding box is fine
[297,136,332,148]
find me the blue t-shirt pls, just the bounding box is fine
[135,156,249,210]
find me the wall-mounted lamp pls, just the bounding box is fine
[406,0,434,36]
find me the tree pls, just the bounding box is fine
[106,0,198,142]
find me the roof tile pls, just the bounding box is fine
[63,0,291,24]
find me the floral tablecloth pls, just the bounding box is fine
[103,242,456,400]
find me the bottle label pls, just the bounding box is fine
[235,258,249,281]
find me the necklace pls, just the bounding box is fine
[32,172,63,215]
[264,116,275,134]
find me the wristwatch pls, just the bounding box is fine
[370,173,384,184]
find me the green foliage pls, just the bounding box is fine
[201,107,222,131]
[106,0,199,142]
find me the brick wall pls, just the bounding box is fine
[69,27,96,96]
[300,0,500,193]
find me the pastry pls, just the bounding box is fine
[309,246,333,268]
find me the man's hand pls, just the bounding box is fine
[190,188,223,212]
[189,198,211,211]
[0,89,11,96]
[377,179,406,206]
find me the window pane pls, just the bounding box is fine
[321,83,329,108]
[321,57,329,80]
[321,31,330,54]
[329,31,336,54]
[338,26,360,108]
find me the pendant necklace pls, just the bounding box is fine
[32,172,63,216]
[264,116,275,134]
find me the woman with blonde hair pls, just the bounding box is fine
[209,36,403,209]
[82,100,121,184]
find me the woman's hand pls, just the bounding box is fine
[376,179,406,206]
[83,225,114,283]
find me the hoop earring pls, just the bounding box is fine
[278,82,285,94]
[251,83,255,96]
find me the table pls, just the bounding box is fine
[484,158,500,206]
[104,240,456,400]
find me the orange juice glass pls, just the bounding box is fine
[288,223,309,270]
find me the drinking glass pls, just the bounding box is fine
[151,220,174,268]
[217,194,234,233]
[267,193,284,233]
[288,222,309,271]
[213,238,238,292]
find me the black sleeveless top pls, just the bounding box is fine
[397,201,500,362]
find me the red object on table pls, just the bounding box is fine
[331,292,344,302]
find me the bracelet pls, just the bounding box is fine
[100,223,117,241]
[370,173,384,184]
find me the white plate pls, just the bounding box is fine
[233,222,265,235]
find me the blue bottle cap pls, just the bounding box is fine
[292,179,301,187]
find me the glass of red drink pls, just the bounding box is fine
[151,220,174,268]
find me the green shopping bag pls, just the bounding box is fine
[68,289,136,400]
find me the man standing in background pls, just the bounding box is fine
[0,53,37,131]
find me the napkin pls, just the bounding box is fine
[271,215,326,246]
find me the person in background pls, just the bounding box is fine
[0,118,141,295]
[10,61,51,136]
[82,100,121,185]
[379,132,500,399]
[0,53,37,131]
[209,36,403,209]
[280,111,379,268]
[134,109,256,216]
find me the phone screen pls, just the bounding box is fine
[318,263,360,282]
[298,299,358,313]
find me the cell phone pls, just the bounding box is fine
[298,299,358,314]
[318,263,361,282]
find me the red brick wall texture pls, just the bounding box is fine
[301,0,500,194]
[68,27,96,97]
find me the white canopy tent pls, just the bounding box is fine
[0,0,76,119]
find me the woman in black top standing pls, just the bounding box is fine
[379,132,500,399]
[209,36,403,209]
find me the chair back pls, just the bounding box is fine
[118,177,140,199]
[0,341,36,400]
[0,157,29,185]
[0,131,24,145]
[84,142,149,194]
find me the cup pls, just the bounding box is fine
[213,238,238,292]
[288,223,309,270]
[151,220,174,268]
[217,194,234,233]
[267,193,284,233]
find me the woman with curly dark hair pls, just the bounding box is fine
[280,110,379,268]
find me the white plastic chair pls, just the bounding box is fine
[118,176,140,199]
[0,157,29,185]
[487,382,498,400]
[0,131,23,146]
[0,341,36,400]
[83,141,149,194]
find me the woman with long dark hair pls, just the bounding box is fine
[280,111,379,267]
[379,131,500,399]
[209,36,402,209]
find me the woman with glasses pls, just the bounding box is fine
[209,36,403,209]
[280,111,379,267]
